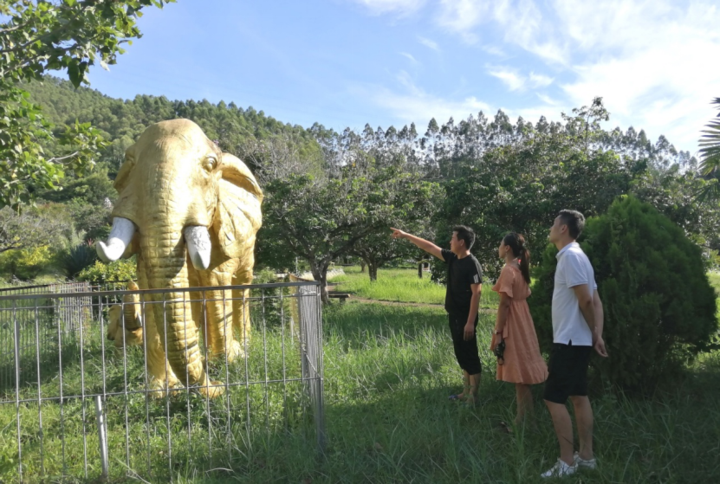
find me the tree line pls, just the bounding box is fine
[1,76,717,303]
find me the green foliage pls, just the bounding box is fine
[262,161,432,300]
[0,245,54,281]
[250,268,292,328]
[433,102,635,282]
[697,97,720,202]
[0,204,71,254]
[531,196,719,394]
[76,258,136,285]
[0,0,174,207]
[60,242,98,279]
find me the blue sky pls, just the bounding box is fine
[87,0,720,155]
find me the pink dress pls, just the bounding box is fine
[490,265,548,384]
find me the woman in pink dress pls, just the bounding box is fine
[490,232,548,425]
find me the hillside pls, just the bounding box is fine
[24,76,322,178]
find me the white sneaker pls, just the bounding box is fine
[541,458,577,478]
[574,452,597,470]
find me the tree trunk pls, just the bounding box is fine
[311,262,330,304]
[369,263,378,282]
[360,261,366,273]
[418,262,423,279]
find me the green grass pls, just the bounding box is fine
[3,300,720,483]
[332,265,500,309]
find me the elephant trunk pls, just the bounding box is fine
[143,227,215,395]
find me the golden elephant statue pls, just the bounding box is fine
[96,119,263,398]
[106,281,144,348]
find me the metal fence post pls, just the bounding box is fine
[13,299,23,481]
[95,395,109,480]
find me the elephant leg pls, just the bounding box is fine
[107,306,120,342]
[232,270,253,353]
[231,289,251,355]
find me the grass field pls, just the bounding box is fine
[332,265,500,309]
[0,271,718,482]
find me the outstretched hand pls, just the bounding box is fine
[390,227,408,239]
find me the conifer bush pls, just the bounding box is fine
[531,196,719,394]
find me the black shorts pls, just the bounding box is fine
[448,313,482,375]
[543,343,592,404]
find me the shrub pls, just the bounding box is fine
[531,196,719,394]
[60,242,98,279]
[0,246,55,281]
[77,258,137,286]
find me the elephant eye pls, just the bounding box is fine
[203,156,217,172]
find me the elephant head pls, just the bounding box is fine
[97,119,263,396]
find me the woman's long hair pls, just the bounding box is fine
[503,232,531,284]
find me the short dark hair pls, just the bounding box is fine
[557,210,585,239]
[452,225,475,250]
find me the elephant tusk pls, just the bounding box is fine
[97,217,135,262]
[184,226,212,270]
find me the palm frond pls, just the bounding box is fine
[698,98,720,177]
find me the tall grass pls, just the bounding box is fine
[333,266,500,309]
[5,300,719,482]
[2,269,719,483]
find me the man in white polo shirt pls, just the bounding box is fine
[541,210,608,479]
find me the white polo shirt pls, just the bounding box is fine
[552,242,597,346]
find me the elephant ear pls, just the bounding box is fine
[114,148,136,194]
[213,153,263,259]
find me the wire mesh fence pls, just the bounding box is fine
[0,281,323,483]
[0,282,93,394]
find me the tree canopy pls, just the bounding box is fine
[0,0,175,208]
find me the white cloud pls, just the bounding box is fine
[488,67,554,91]
[349,0,720,151]
[436,0,720,151]
[536,93,561,106]
[488,68,525,91]
[435,0,568,63]
[529,72,553,88]
[352,73,491,125]
[482,44,506,57]
[556,0,720,151]
[399,52,419,63]
[351,0,427,15]
[418,36,440,51]
[436,0,488,43]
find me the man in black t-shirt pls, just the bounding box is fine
[391,225,483,405]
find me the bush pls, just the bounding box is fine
[77,258,137,285]
[60,243,98,279]
[531,196,719,394]
[0,246,55,281]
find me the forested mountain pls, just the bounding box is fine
[24,76,323,182]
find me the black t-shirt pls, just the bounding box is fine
[441,249,483,316]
